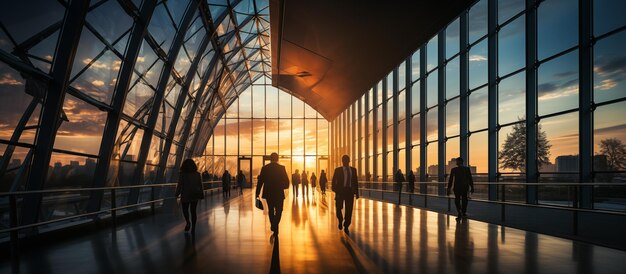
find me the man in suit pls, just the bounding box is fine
[256,153,290,234]
[292,169,301,197]
[447,157,474,218]
[332,155,359,234]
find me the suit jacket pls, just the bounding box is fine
[447,166,474,193]
[256,162,289,203]
[331,166,359,197]
[291,173,301,185]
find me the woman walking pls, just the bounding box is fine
[175,159,205,234]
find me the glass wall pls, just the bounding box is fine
[197,76,329,182]
[330,0,626,211]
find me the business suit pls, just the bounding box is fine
[291,173,301,197]
[256,162,290,232]
[332,166,359,229]
[447,166,474,216]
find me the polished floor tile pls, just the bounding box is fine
[2,189,625,274]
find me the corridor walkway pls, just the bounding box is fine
[2,189,626,274]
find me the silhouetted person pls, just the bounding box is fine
[292,169,301,197]
[222,170,231,198]
[237,170,246,195]
[310,172,317,195]
[201,170,209,181]
[365,172,371,182]
[301,171,309,196]
[394,169,405,192]
[332,155,359,234]
[175,159,204,233]
[447,157,474,218]
[319,170,328,195]
[407,170,416,193]
[256,153,290,234]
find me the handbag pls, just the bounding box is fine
[255,198,264,210]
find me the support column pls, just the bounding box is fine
[460,11,469,166]
[373,86,378,182]
[419,47,428,188]
[405,58,413,174]
[488,0,500,200]
[22,0,91,225]
[382,79,388,182]
[579,0,593,209]
[525,0,539,204]
[438,31,447,194]
[393,67,400,177]
[87,0,157,213]
[129,0,200,205]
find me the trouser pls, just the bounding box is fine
[408,182,415,193]
[301,183,309,196]
[267,200,284,231]
[454,191,469,214]
[320,183,326,193]
[181,201,198,227]
[335,193,355,228]
[292,184,299,197]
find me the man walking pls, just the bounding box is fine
[256,153,290,234]
[292,169,301,197]
[332,155,359,234]
[447,157,474,219]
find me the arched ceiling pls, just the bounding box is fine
[269,0,476,120]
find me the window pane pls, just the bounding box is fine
[541,112,579,173]
[498,16,525,76]
[594,0,626,36]
[469,87,488,131]
[446,57,460,99]
[499,0,525,24]
[469,0,488,43]
[427,108,438,141]
[499,72,526,125]
[538,50,579,116]
[469,130,488,173]
[446,19,460,59]
[411,115,421,146]
[537,0,578,60]
[594,31,626,103]
[427,35,438,71]
[446,98,460,137]
[469,40,488,89]
[594,101,626,172]
[427,70,438,107]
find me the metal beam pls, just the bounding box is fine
[128,0,201,205]
[372,85,378,181]
[488,0,500,200]
[393,67,399,177]
[578,0,593,209]
[419,46,428,186]
[438,31,446,194]
[154,33,212,185]
[460,11,469,168]
[21,0,91,225]
[405,58,412,174]
[86,0,157,213]
[382,78,388,182]
[525,0,539,204]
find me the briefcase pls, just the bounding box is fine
[255,198,264,210]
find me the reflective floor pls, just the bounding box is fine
[2,189,626,274]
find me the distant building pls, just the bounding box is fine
[70,160,79,167]
[593,154,609,171]
[556,155,578,173]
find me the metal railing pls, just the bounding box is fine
[358,181,626,217]
[0,181,222,271]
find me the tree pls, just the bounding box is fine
[599,138,626,171]
[498,119,551,173]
